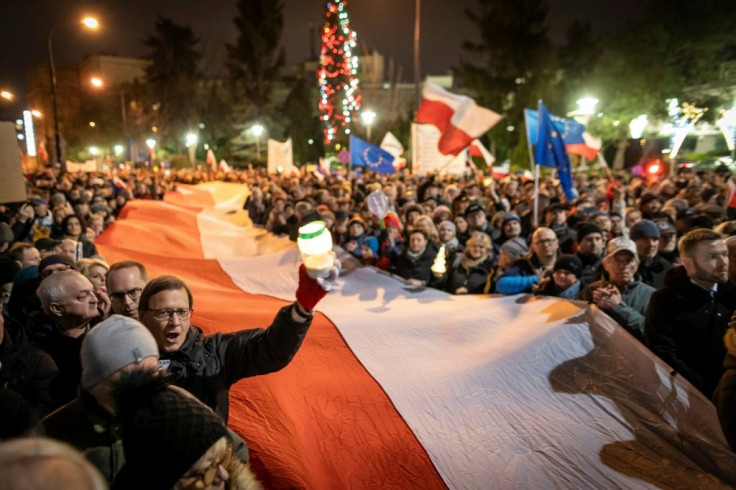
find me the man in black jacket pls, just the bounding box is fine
[645,229,736,397]
[630,219,672,289]
[138,267,335,422]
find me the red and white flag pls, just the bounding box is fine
[95,185,736,489]
[416,82,502,155]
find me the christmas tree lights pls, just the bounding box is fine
[318,0,361,143]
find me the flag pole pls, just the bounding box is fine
[528,103,540,228]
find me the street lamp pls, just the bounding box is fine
[251,124,264,159]
[361,110,376,141]
[185,132,198,164]
[90,77,103,88]
[0,90,13,101]
[576,97,599,116]
[48,15,99,170]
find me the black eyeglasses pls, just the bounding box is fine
[147,308,192,322]
[109,287,142,302]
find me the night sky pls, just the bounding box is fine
[1,0,643,117]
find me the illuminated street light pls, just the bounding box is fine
[185,133,198,147]
[146,139,156,149]
[629,115,648,139]
[90,77,103,88]
[82,17,99,29]
[250,124,264,159]
[576,97,599,116]
[0,90,13,101]
[114,145,124,156]
[31,110,42,118]
[361,110,377,141]
[89,146,99,156]
[48,15,100,170]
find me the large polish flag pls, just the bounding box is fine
[96,183,736,489]
[416,82,502,156]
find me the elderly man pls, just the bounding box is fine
[464,202,497,244]
[645,229,736,397]
[34,270,99,405]
[630,219,672,289]
[137,265,335,422]
[106,261,148,319]
[496,227,558,294]
[579,237,655,340]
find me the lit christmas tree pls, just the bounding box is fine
[318,0,361,143]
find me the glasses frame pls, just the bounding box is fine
[147,307,192,322]
[109,287,143,302]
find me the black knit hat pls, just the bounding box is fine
[576,222,603,243]
[38,254,75,274]
[554,254,583,278]
[112,370,229,489]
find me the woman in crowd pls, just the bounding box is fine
[391,229,437,286]
[76,258,109,293]
[432,232,494,295]
[59,215,97,258]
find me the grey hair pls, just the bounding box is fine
[0,437,107,490]
[37,270,85,313]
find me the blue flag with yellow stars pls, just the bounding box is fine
[534,101,576,201]
[349,135,396,174]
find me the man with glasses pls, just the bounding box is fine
[496,227,559,294]
[137,269,334,423]
[107,261,148,320]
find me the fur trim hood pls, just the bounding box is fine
[228,459,263,490]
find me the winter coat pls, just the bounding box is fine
[0,333,59,424]
[391,244,438,285]
[637,254,672,289]
[713,329,736,452]
[496,254,548,295]
[33,323,88,406]
[432,255,494,295]
[576,252,603,286]
[41,390,252,485]
[535,278,581,300]
[579,278,655,340]
[645,267,736,397]
[161,305,310,423]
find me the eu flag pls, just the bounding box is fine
[349,135,396,174]
[535,102,576,202]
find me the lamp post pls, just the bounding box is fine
[0,90,13,101]
[48,16,99,171]
[146,138,156,164]
[361,110,376,142]
[185,133,197,165]
[251,124,264,159]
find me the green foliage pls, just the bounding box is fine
[227,0,286,114]
[282,76,324,164]
[455,0,560,167]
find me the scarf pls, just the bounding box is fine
[558,280,581,300]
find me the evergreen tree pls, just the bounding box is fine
[456,0,557,165]
[283,75,323,164]
[142,16,202,153]
[226,0,286,115]
[318,0,361,144]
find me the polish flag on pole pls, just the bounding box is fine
[416,82,502,155]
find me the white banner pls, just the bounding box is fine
[267,138,295,174]
[412,123,467,175]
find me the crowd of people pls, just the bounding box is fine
[1,162,736,487]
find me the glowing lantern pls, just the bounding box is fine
[297,221,335,278]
